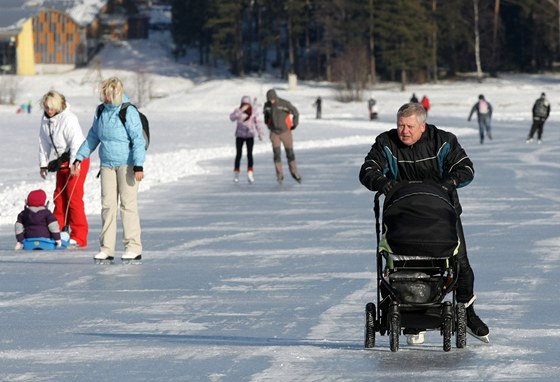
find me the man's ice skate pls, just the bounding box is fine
[247,170,254,184]
[94,251,114,264]
[526,138,533,143]
[291,172,302,183]
[233,171,240,183]
[277,174,284,184]
[122,251,142,264]
[466,306,489,343]
[404,329,425,345]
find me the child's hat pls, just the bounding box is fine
[27,189,47,207]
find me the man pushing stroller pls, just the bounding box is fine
[359,102,489,344]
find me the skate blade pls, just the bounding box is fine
[467,328,490,343]
[94,258,114,265]
[121,259,142,265]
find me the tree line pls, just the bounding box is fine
[171,0,560,88]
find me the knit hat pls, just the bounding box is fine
[241,95,251,104]
[27,189,47,207]
[266,89,278,101]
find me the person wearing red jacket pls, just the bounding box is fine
[420,95,431,115]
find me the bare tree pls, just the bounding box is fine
[431,0,438,82]
[491,0,500,73]
[368,0,377,84]
[0,75,21,105]
[133,71,152,107]
[473,0,483,81]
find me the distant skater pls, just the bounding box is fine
[526,92,550,144]
[313,96,322,119]
[468,94,493,144]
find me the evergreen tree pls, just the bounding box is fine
[375,0,432,88]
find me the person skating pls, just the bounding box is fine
[526,92,550,144]
[313,96,322,119]
[468,94,493,144]
[359,102,489,344]
[263,89,301,184]
[420,95,430,115]
[229,95,264,184]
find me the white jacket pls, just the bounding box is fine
[38,106,85,168]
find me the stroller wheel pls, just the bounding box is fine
[455,303,467,348]
[389,303,400,352]
[442,302,453,352]
[364,302,376,348]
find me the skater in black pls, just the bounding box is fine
[313,96,322,119]
[359,102,489,344]
[368,97,378,120]
[526,92,550,144]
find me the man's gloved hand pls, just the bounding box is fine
[441,178,458,193]
[55,240,62,247]
[377,177,396,195]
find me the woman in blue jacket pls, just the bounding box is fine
[72,77,146,263]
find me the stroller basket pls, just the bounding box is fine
[389,270,445,304]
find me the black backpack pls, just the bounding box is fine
[533,98,549,119]
[96,102,150,150]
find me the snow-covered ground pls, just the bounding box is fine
[1,31,560,381]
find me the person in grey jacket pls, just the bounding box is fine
[468,94,493,144]
[71,77,145,263]
[263,89,301,184]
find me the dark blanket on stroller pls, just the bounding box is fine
[382,181,459,258]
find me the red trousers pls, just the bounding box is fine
[53,158,90,246]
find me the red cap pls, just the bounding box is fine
[27,189,47,207]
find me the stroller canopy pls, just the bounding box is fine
[381,182,459,258]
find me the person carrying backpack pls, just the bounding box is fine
[468,94,493,144]
[71,77,146,263]
[526,92,551,144]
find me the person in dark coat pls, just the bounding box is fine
[263,89,301,184]
[14,189,62,250]
[313,96,322,119]
[359,102,489,344]
[526,92,551,144]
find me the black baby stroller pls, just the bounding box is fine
[364,181,467,352]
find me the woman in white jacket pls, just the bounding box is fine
[39,90,89,247]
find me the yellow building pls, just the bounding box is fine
[0,0,148,75]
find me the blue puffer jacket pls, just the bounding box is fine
[77,95,145,168]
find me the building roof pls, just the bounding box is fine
[0,0,108,35]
